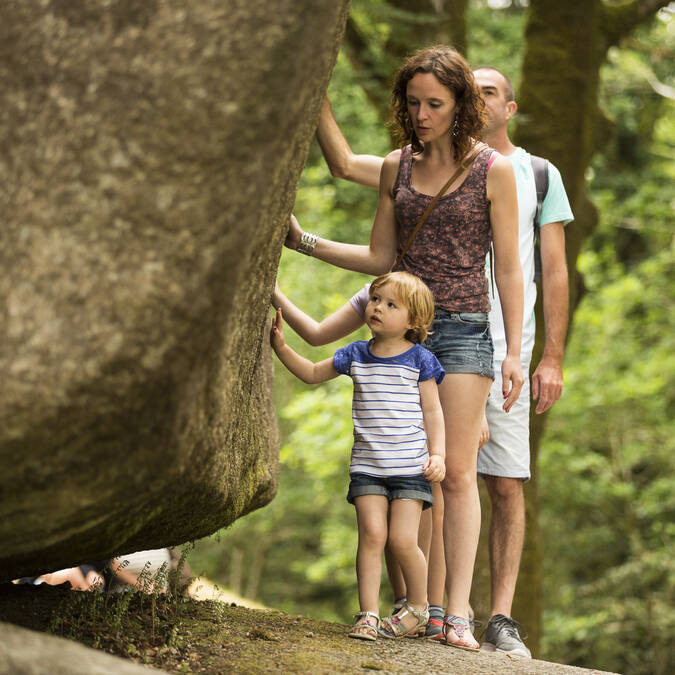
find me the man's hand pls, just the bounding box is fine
[536,222,568,413]
[532,355,563,413]
[284,214,303,250]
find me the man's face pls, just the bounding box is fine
[473,68,515,133]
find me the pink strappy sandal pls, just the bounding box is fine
[443,615,479,651]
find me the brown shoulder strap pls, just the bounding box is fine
[391,142,488,272]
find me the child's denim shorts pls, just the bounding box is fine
[347,473,433,510]
[423,309,494,379]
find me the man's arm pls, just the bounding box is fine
[316,97,384,190]
[532,222,568,413]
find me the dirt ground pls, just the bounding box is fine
[0,583,618,674]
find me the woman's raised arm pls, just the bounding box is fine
[316,96,384,190]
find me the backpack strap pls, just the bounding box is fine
[530,154,549,284]
[530,154,549,229]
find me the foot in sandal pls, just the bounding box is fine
[378,602,429,639]
[347,611,379,641]
[443,615,479,651]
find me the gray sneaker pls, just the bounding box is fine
[480,614,531,658]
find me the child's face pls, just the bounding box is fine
[365,282,413,340]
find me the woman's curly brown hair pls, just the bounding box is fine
[390,45,486,161]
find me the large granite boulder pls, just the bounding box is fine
[0,0,350,581]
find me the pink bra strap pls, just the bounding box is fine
[487,151,497,170]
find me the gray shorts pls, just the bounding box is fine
[477,364,531,481]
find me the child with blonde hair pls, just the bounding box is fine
[271,271,446,640]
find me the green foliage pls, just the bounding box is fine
[588,12,675,274]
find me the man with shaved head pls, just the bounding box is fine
[469,66,572,658]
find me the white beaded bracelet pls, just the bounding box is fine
[296,231,318,256]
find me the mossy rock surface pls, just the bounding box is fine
[0,584,620,674]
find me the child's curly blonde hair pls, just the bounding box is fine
[369,271,435,344]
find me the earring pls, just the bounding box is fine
[452,118,459,137]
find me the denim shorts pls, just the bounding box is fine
[423,309,494,379]
[347,473,433,510]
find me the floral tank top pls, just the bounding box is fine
[393,144,494,312]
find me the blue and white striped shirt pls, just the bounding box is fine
[334,340,445,478]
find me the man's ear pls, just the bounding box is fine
[506,100,518,121]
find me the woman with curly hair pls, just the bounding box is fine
[285,45,523,650]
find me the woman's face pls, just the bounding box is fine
[406,72,456,144]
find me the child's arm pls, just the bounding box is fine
[272,282,365,347]
[419,378,446,483]
[270,308,339,384]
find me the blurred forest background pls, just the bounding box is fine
[191,1,674,673]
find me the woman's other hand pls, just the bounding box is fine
[478,413,490,450]
[501,355,524,413]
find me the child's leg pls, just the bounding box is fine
[424,484,447,640]
[386,498,426,632]
[385,491,439,612]
[354,495,389,616]
[418,506,432,559]
[427,482,446,607]
[384,545,406,611]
